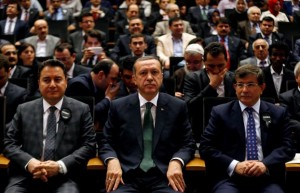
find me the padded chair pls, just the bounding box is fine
[162,78,176,96]
[286,80,297,91]
[169,57,184,77]
[47,20,69,42]
[0,96,6,152]
[8,78,28,90]
[94,18,110,42]
[278,22,300,50]
[69,96,95,121]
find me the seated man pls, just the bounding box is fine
[3,59,96,193]
[200,64,295,193]
[279,61,300,151]
[99,56,196,193]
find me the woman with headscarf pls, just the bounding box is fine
[197,8,221,38]
[260,0,289,31]
[228,0,248,34]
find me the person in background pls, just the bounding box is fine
[227,0,248,34]
[61,0,82,17]
[197,8,220,38]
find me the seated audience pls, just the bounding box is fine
[294,38,300,62]
[197,8,220,39]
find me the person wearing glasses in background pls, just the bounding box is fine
[199,64,295,193]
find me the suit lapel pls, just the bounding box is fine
[55,97,68,149]
[35,99,44,157]
[153,93,167,151]
[231,101,246,144]
[259,101,270,151]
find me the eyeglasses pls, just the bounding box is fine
[234,82,259,89]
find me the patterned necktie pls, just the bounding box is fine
[140,102,155,171]
[44,106,57,160]
[245,107,258,160]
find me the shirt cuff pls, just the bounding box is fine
[104,157,117,165]
[171,157,184,166]
[227,159,239,176]
[25,158,36,171]
[57,160,67,174]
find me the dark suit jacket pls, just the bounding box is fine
[3,97,96,181]
[18,8,39,28]
[73,63,91,78]
[187,6,212,32]
[204,35,247,71]
[4,82,27,124]
[183,69,236,141]
[248,32,286,56]
[99,92,196,174]
[294,10,300,24]
[11,65,32,79]
[66,73,110,126]
[199,100,295,187]
[279,88,300,151]
[0,19,29,40]
[110,34,156,63]
[262,66,295,103]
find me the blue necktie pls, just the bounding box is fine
[245,107,258,160]
[140,102,155,171]
[44,106,57,160]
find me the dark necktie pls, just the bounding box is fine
[24,10,29,21]
[259,60,266,68]
[264,36,270,45]
[44,106,57,160]
[7,19,13,34]
[245,107,258,160]
[140,102,155,171]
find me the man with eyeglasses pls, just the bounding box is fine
[199,64,295,193]
[0,43,31,79]
[184,42,236,141]
[69,12,106,55]
[54,43,90,79]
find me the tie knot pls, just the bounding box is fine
[245,107,253,114]
[145,102,153,110]
[49,106,56,113]
[9,19,13,22]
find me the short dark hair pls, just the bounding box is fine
[121,56,138,73]
[0,43,15,54]
[215,17,230,27]
[38,59,67,79]
[130,33,145,43]
[92,59,115,75]
[133,55,162,74]
[234,64,265,85]
[204,42,227,61]
[8,0,21,13]
[78,11,94,22]
[0,54,10,72]
[261,16,275,25]
[83,29,102,43]
[268,41,290,57]
[168,17,182,27]
[55,42,76,55]
[16,42,35,58]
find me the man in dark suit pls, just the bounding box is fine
[69,12,106,55]
[279,61,300,151]
[81,0,111,21]
[54,43,91,79]
[236,6,261,42]
[3,59,96,193]
[99,56,196,193]
[0,43,31,79]
[110,17,156,63]
[187,0,211,33]
[262,42,295,103]
[0,54,27,124]
[247,16,286,56]
[19,0,40,29]
[204,17,247,72]
[184,42,236,141]
[0,0,29,41]
[199,64,295,193]
[115,56,137,99]
[66,59,120,130]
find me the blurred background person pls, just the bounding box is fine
[196,8,220,38]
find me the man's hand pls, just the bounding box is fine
[166,160,185,192]
[39,161,60,178]
[235,161,267,177]
[105,82,120,101]
[106,158,124,192]
[208,68,227,89]
[27,159,48,182]
[81,49,95,64]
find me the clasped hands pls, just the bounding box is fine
[235,160,267,177]
[27,158,60,182]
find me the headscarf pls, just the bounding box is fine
[268,0,283,16]
[207,8,220,26]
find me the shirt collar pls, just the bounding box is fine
[239,99,261,114]
[270,65,284,75]
[0,81,8,95]
[138,92,159,107]
[43,97,64,113]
